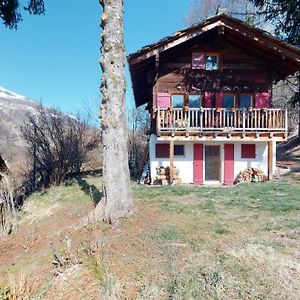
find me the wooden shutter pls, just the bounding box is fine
[241,144,256,158]
[224,144,234,185]
[157,92,171,108]
[204,92,213,108]
[193,144,204,185]
[254,92,270,108]
[215,92,223,108]
[156,144,169,158]
[192,52,205,70]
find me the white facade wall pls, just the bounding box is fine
[149,134,276,184]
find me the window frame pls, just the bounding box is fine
[174,144,185,156]
[188,94,202,108]
[171,94,185,108]
[205,52,219,71]
[239,94,253,109]
[222,93,236,109]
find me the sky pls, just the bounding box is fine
[0,0,191,115]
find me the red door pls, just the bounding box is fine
[193,144,203,185]
[224,144,234,185]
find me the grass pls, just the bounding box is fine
[2,173,299,299]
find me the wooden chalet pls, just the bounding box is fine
[128,14,300,185]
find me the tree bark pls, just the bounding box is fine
[95,0,133,223]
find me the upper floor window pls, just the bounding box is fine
[189,95,202,108]
[192,52,219,70]
[223,94,235,108]
[172,95,184,108]
[205,53,219,70]
[240,94,252,108]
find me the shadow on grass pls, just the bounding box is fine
[76,176,102,206]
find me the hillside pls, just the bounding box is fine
[0,173,299,299]
[0,87,40,166]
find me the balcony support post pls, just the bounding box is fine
[268,140,273,180]
[169,139,174,184]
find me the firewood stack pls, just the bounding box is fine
[234,167,267,184]
[154,166,181,185]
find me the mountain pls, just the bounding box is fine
[0,87,40,167]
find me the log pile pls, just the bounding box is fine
[234,167,267,185]
[154,166,182,185]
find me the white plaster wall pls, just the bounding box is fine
[149,134,276,184]
[149,134,193,184]
[233,142,268,178]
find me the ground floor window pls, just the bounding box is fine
[174,145,184,156]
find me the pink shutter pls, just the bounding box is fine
[192,52,205,69]
[215,92,223,108]
[157,92,171,108]
[204,92,213,108]
[254,92,270,108]
[224,144,234,186]
[193,144,203,185]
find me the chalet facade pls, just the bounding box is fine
[128,15,300,185]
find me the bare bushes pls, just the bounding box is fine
[22,104,100,192]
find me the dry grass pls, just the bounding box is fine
[0,173,299,299]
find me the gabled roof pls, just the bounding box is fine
[128,14,300,107]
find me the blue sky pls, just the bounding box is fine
[0,0,191,114]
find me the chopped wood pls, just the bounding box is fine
[234,167,267,184]
[154,166,182,185]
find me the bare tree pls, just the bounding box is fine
[95,0,133,223]
[22,104,98,191]
[185,0,259,26]
[128,105,150,176]
[0,172,15,237]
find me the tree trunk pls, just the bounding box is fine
[95,0,133,223]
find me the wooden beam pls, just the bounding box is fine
[169,139,174,184]
[268,141,273,180]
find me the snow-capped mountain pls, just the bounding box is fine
[0,87,41,165]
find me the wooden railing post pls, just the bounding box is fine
[156,107,160,131]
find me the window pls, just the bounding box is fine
[240,94,252,108]
[192,52,219,70]
[241,144,256,158]
[189,95,202,108]
[156,144,169,158]
[223,94,235,109]
[205,53,218,70]
[174,145,184,156]
[172,95,184,108]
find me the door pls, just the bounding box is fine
[224,144,234,185]
[205,145,220,181]
[193,144,203,185]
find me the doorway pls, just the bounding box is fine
[205,145,220,181]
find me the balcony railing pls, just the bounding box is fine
[156,108,287,132]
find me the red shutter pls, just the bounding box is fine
[192,52,205,70]
[215,92,223,108]
[204,92,213,108]
[193,144,204,185]
[241,144,256,158]
[224,144,234,185]
[156,144,169,158]
[254,92,270,108]
[157,92,171,108]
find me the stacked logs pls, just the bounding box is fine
[234,167,267,185]
[154,166,181,185]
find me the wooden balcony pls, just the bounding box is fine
[156,108,288,140]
